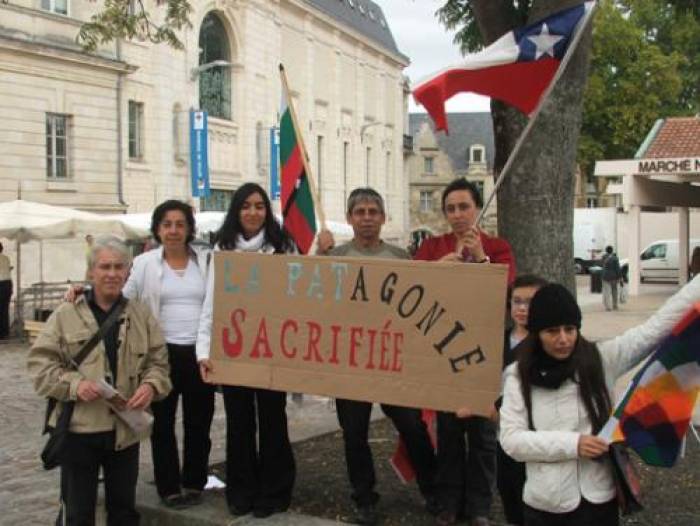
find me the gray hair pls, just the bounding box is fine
[346,187,385,215]
[87,235,131,269]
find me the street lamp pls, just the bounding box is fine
[190,60,233,81]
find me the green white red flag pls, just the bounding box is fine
[279,68,317,254]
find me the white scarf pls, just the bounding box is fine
[234,230,271,253]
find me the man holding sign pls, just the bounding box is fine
[318,188,438,526]
[414,178,515,526]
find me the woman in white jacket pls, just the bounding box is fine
[499,279,700,526]
[197,182,297,519]
[124,200,213,509]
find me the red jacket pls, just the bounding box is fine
[414,231,516,285]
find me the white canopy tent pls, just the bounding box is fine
[0,200,145,333]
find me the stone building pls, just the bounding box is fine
[0,0,410,238]
[406,112,496,236]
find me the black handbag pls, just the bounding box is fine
[40,297,128,470]
[609,442,643,515]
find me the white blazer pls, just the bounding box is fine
[122,245,210,317]
[500,275,700,513]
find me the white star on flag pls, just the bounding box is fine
[527,23,564,60]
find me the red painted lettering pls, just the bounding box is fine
[303,321,324,363]
[250,317,273,358]
[365,329,377,369]
[222,308,246,358]
[392,332,404,372]
[280,319,298,359]
[329,324,342,364]
[349,326,363,367]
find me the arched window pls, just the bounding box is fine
[199,13,231,120]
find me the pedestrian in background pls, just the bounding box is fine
[689,246,700,279]
[601,246,622,311]
[0,242,13,339]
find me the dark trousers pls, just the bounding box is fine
[335,399,436,506]
[150,343,215,498]
[435,413,496,518]
[222,386,295,510]
[57,431,139,526]
[497,441,526,525]
[0,279,11,338]
[523,498,619,526]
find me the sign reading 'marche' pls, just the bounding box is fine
[209,252,508,415]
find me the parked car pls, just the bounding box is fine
[639,239,700,282]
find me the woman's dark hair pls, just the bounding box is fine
[216,182,296,253]
[150,199,196,245]
[441,177,484,212]
[517,334,612,434]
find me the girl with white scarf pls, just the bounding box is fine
[196,182,297,519]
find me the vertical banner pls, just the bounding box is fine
[190,110,210,198]
[269,126,280,200]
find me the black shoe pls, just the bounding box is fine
[252,504,287,518]
[228,503,252,516]
[182,489,203,506]
[160,493,189,510]
[353,503,378,526]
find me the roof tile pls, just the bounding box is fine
[644,117,700,158]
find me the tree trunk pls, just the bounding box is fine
[486,0,593,294]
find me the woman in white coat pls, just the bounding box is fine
[124,200,213,509]
[499,279,700,526]
[197,182,297,519]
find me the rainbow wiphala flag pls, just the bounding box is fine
[600,303,700,467]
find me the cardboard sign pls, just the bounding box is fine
[209,252,508,415]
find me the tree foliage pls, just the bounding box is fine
[579,0,685,175]
[77,0,192,52]
[435,0,698,178]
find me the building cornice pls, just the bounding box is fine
[0,33,137,74]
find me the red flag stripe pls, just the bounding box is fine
[284,201,315,254]
[281,145,304,209]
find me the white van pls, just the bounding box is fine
[639,239,700,282]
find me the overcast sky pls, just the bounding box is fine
[378,0,491,113]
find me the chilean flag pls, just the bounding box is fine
[413,1,595,132]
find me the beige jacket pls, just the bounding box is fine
[27,295,171,450]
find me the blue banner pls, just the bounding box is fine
[270,126,280,200]
[190,110,210,198]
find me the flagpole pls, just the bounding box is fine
[475,1,597,227]
[278,64,327,230]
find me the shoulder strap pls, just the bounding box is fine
[43,296,128,434]
[70,296,128,369]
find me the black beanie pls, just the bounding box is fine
[526,283,582,333]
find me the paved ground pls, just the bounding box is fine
[0,278,692,525]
